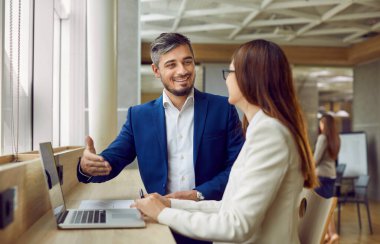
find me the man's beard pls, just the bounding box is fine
[162,81,194,97]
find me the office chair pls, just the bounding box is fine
[334,164,346,196]
[339,175,373,234]
[298,189,337,244]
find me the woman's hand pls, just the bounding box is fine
[132,193,171,221]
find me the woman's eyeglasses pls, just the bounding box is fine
[222,69,235,80]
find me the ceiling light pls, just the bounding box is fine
[327,111,336,116]
[308,70,332,78]
[329,76,353,83]
[335,110,350,117]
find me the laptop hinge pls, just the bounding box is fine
[57,210,69,224]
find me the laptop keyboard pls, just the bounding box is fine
[69,210,106,224]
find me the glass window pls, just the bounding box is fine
[1,0,33,155]
[52,11,61,146]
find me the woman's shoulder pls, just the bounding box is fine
[317,134,327,142]
[249,112,292,140]
[259,113,290,132]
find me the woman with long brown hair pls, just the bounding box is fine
[314,114,341,243]
[132,39,318,243]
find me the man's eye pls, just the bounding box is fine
[166,63,175,68]
[184,60,193,65]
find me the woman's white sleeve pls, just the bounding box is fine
[157,122,291,243]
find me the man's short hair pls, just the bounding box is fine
[150,33,194,67]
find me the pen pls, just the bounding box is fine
[139,188,144,199]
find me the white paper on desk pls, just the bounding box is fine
[78,200,134,209]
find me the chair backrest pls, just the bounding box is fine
[355,175,370,188]
[334,164,346,196]
[354,175,370,200]
[298,188,337,244]
[335,164,346,184]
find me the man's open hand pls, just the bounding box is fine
[79,136,112,176]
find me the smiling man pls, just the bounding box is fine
[77,33,245,243]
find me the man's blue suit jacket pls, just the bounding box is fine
[77,89,245,200]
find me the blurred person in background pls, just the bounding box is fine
[314,114,340,244]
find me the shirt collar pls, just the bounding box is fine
[162,88,195,109]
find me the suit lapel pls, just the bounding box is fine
[193,89,208,166]
[151,96,168,166]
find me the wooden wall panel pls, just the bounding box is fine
[349,35,380,65]
[0,155,39,165]
[0,147,84,244]
[0,160,51,244]
[142,35,380,66]
[191,43,238,63]
[142,42,349,65]
[55,147,84,196]
[141,42,151,64]
[282,46,348,66]
[17,146,84,195]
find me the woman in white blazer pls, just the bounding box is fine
[133,39,319,243]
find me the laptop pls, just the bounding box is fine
[39,142,146,229]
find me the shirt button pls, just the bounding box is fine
[179,135,182,139]
[180,155,184,160]
[181,176,185,181]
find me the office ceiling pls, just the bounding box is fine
[140,0,380,47]
[140,0,367,105]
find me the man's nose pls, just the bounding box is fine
[177,63,189,75]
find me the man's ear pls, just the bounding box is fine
[151,63,160,78]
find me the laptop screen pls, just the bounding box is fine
[39,142,66,223]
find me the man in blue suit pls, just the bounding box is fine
[77,33,244,243]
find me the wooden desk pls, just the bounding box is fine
[15,168,175,244]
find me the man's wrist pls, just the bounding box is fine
[78,157,92,181]
[196,190,205,201]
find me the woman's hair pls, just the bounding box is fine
[233,39,318,188]
[320,114,341,160]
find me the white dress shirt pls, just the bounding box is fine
[158,110,304,243]
[163,89,195,193]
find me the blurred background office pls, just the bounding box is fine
[1,0,380,242]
